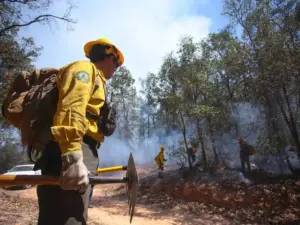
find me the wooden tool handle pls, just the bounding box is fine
[0,175,59,186]
[0,175,128,187]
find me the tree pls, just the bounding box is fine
[0,0,76,37]
[107,66,138,147]
[0,143,30,173]
[0,34,42,141]
[139,73,160,138]
[223,0,300,160]
[0,0,76,142]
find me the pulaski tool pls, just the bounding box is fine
[0,153,138,223]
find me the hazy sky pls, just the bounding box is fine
[19,0,228,91]
[13,0,232,164]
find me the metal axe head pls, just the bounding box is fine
[125,152,138,223]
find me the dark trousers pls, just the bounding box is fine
[158,163,164,171]
[240,154,251,172]
[189,155,196,163]
[88,185,95,206]
[35,140,98,225]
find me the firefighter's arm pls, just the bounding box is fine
[51,61,96,155]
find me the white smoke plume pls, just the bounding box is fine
[98,130,182,168]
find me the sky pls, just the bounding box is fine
[19,0,229,92]
[8,0,231,166]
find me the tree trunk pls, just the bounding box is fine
[179,110,191,169]
[277,87,300,161]
[218,148,226,167]
[264,96,278,141]
[147,115,150,138]
[264,93,283,142]
[196,119,207,170]
[284,155,295,174]
[276,155,284,174]
[207,116,219,164]
[235,124,239,137]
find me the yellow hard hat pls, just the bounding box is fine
[84,37,124,67]
[160,145,164,149]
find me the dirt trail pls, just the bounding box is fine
[88,185,228,225]
[4,184,230,225]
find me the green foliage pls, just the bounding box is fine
[189,135,199,148]
[256,130,289,156]
[107,66,138,143]
[0,0,76,144]
[139,0,300,169]
[0,0,76,37]
[166,139,187,168]
[0,144,30,174]
[2,0,300,172]
[0,32,42,142]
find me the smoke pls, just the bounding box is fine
[97,103,266,170]
[211,103,300,174]
[97,102,266,170]
[238,172,254,185]
[134,130,182,165]
[7,101,297,175]
[214,103,264,168]
[98,130,182,168]
[98,136,133,167]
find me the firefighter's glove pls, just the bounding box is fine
[59,151,89,193]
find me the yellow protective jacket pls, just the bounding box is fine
[50,61,106,155]
[155,151,165,165]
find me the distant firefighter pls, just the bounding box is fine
[187,146,197,165]
[155,145,167,172]
[237,137,255,173]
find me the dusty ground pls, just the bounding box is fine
[1,165,300,225]
[0,184,230,225]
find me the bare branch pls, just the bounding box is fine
[0,0,26,3]
[0,0,76,36]
[0,13,75,36]
[0,0,41,4]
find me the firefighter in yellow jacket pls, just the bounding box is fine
[155,145,167,171]
[35,38,124,225]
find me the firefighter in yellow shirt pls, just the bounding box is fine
[35,38,124,225]
[155,145,167,171]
